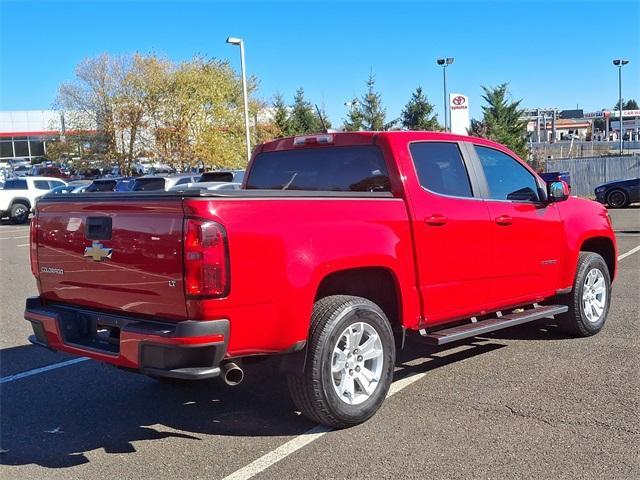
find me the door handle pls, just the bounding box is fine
[425,214,448,226]
[495,215,513,226]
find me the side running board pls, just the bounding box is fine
[419,305,568,345]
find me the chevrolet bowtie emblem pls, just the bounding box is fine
[84,241,113,262]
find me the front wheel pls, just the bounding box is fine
[287,295,395,428]
[556,252,611,336]
[9,203,30,224]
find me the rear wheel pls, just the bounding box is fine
[9,203,29,224]
[606,189,629,208]
[287,295,395,428]
[556,252,611,336]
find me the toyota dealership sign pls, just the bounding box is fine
[449,93,470,135]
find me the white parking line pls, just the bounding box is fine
[0,236,28,240]
[223,369,428,480]
[0,357,89,384]
[618,245,640,261]
[16,243,29,247]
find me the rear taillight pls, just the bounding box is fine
[29,217,39,278]
[184,219,229,298]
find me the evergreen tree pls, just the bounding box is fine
[343,72,388,131]
[272,93,291,137]
[343,98,364,131]
[612,99,639,111]
[477,83,528,159]
[360,72,387,131]
[289,88,322,135]
[401,87,440,131]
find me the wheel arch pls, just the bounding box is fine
[580,236,616,280]
[281,266,404,376]
[10,197,32,209]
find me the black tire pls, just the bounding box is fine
[287,295,395,428]
[606,189,629,208]
[556,252,611,337]
[9,203,30,224]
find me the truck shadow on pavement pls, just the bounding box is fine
[2,339,509,469]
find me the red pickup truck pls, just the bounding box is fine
[25,131,617,428]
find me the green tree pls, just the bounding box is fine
[468,118,488,137]
[401,87,440,131]
[475,83,528,159]
[272,93,291,137]
[612,99,639,111]
[289,88,322,135]
[360,72,387,131]
[343,98,364,131]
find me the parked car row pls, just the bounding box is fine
[0,170,245,224]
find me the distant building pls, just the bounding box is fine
[527,118,591,142]
[0,110,63,160]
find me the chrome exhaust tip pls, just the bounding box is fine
[221,362,244,386]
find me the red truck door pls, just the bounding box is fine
[405,141,493,326]
[471,145,564,306]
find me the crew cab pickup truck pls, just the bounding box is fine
[25,132,617,428]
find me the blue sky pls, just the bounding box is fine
[1,0,638,125]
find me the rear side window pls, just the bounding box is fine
[3,179,28,190]
[246,146,390,192]
[34,180,50,190]
[132,178,166,191]
[475,146,540,202]
[409,142,473,198]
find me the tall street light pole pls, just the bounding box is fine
[437,57,454,132]
[613,59,629,155]
[227,36,251,163]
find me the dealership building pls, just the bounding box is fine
[0,110,66,161]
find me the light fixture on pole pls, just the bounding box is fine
[612,59,629,155]
[227,36,251,163]
[437,57,454,132]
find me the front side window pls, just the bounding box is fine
[475,146,540,202]
[48,180,65,189]
[409,142,473,198]
[34,180,50,190]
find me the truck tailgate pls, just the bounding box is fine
[35,198,188,320]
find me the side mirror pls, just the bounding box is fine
[548,180,570,202]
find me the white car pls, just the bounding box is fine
[0,177,68,224]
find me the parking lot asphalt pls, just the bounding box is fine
[1,209,639,480]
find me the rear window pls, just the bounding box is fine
[87,180,117,192]
[246,146,390,192]
[132,178,166,191]
[200,172,234,183]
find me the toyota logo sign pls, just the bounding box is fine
[450,95,468,111]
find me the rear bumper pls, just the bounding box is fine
[24,297,229,380]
